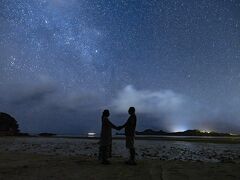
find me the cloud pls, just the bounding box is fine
[112,85,185,114]
[1,82,240,134]
[0,77,102,133]
[111,85,240,133]
[0,75,56,105]
[111,85,192,131]
[0,75,100,111]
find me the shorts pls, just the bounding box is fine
[126,136,135,149]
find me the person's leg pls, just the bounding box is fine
[125,148,136,165]
[108,144,112,158]
[98,146,102,160]
[130,148,135,161]
[125,136,131,161]
[102,146,110,164]
[125,137,136,165]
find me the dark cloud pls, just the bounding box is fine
[0,78,102,134]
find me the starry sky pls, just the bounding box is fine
[0,0,240,134]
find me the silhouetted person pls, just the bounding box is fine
[119,107,137,165]
[99,109,119,164]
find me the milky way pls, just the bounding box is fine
[0,0,240,133]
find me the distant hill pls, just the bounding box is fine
[38,133,56,137]
[135,129,167,135]
[171,129,232,136]
[134,129,233,136]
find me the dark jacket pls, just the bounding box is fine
[122,114,137,137]
[100,117,117,146]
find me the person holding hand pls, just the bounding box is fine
[99,109,120,164]
[119,107,137,165]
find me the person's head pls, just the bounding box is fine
[128,107,135,115]
[102,109,110,117]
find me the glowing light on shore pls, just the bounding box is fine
[200,130,211,133]
[171,125,188,132]
[87,132,96,137]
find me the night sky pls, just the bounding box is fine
[0,0,240,134]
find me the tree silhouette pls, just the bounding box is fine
[0,112,19,134]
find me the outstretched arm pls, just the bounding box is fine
[118,119,129,130]
[106,119,118,130]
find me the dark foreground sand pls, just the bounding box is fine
[0,152,239,180]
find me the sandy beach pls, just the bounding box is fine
[0,152,240,180]
[0,137,240,179]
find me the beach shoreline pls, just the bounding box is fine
[2,134,240,143]
[0,136,240,163]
